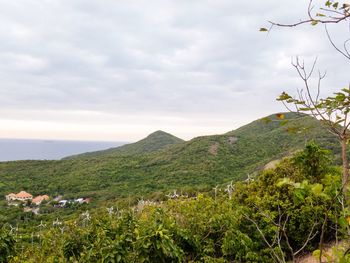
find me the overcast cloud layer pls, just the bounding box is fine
[0,0,349,141]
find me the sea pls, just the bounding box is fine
[0,139,126,161]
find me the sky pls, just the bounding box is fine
[0,0,349,142]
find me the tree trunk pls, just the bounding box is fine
[341,136,349,200]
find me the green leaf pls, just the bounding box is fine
[311,184,323,195]
[277,177,293,187]
[259,28,268,32]
[294,188,305,202]
[277,92,292,101]
[339,216,347,229]
[311,20,319,26]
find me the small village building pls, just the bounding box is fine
[15,191,33,201]
[83,197,92,204]
[58,200,68,207]
[56,197,91,207]
[32,195,50,205]
[75,198,84,204]
[5,191,33,202]
[5,193,17,201]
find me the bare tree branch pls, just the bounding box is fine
[243,213,286,263]
[325,25,350,60]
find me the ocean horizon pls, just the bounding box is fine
[0,138,127,161]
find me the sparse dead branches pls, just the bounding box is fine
[243,213,286,263]
[325,25,350,60]
[266,0,350,62]
[246,204,319,263]
[288,57,341,137]
[269,0,350,28]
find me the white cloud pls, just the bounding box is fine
[0,53,48,72]
[0,0,348,140]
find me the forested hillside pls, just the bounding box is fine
[1,142,348,262]
[0,113,349,262]
[0,113,341,203]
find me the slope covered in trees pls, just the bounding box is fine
[2,142,348,262]
[0,113,342,203]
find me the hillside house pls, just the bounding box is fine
[83,197,92,204]
[58,200,68,207]
[56,197,91,208]
[32,195,50,205]
[5,193,16,201]
[75,198,84,204]
[5,191,33,202]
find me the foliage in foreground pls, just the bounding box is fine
[2,142,350,262]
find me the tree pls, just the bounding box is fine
[277,72,350,196]
[262,0,350,198]
[238,143,339,263]
[0,227,15,262]
[292,141,332,181]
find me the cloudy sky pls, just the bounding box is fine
[0,0,349,141]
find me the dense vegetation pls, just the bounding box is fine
[0,113,341,205]
[1,142,349,262]
[1,113,349,261]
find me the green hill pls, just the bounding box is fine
[0,113,341,202]
[65,130,184,159]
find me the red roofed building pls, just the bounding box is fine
[32,195,50,205]
[5,191,33,202]
[15,191,33,201]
